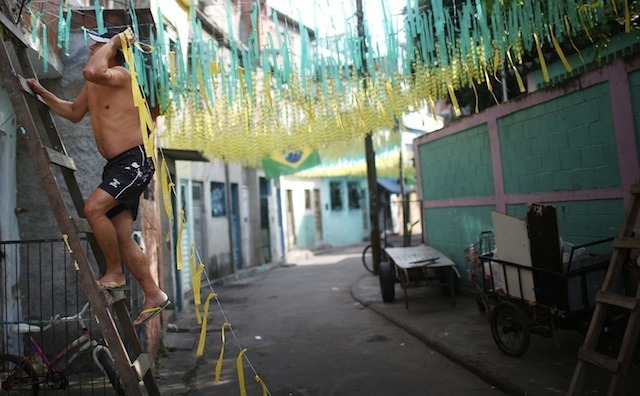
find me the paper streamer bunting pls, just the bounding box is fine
[24,0,632,166]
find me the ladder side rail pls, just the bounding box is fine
[568,175,640,395]
[0,36,144,396]
[11,42,110,274]
[113,301,162,396]
[608,288,640,396]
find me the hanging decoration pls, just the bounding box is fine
[24,0,639,165]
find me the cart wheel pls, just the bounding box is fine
[490,301,531,357]
[379,261,395,303]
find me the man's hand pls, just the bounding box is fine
[26,78,44,95]
[112,27,136,50]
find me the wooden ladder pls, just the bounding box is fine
[567,172,640,396]
[0,13,160,396]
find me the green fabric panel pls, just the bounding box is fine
[418,124,494,201]
[499,83,619,194]
[424,205,495,289]
[630,70,640,162]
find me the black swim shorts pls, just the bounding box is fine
[99,145,155,220]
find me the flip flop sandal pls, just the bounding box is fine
[97,280,130,291]
[134,299,172,326]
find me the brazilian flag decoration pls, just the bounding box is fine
[262,148,321,179]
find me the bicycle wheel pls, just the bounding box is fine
[94,348,125,395]
[0,353,39,395]
[362,244,374,274]
[490,301,531,357]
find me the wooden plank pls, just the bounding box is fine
[132,353,151,380]
[45,146,76,170]
[16,74,48,105]
[613,237,640,249]
[0,10,28,47]
[577,348,620,373]
[596,291,637,310]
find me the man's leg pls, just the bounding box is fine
[85,188,126,287]
[110,210,168,325]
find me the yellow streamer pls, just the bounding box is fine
[236,348,248,396]
[549,26,572,73]
[255,375,269,396]
[533,33,549,83]
[197,63,212,116]
[196,292,216,356]
[385,81,399,113]
[62,234,73,254]
[264,72,273,109]
[624,0,630,32]
[193,264,205,324]
[446,82,461,117]
[120,30,156,165]
[176,210,185,270]
[564,16,584,62]
[506,49,526,93]
[160,159,174,222]
[169,51,178,87]
[215,322,231,382]
[377,101,394,130]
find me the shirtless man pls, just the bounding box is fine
[27,28,169,326]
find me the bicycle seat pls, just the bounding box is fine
[9,323,42,334]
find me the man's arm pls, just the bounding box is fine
[83,30,133,86]
[26,79,88,123]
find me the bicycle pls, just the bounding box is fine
[0,302,124,395]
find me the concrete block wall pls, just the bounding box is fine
[414,55,640,294]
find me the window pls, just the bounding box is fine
[348,182,361,210]
[305,189,311,210]
[210,182,226,217]
[330,181,343,211]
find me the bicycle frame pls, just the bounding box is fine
[6,302,98,388]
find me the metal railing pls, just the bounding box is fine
[0,237,127,393]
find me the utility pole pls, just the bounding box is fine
[356,0,382,274]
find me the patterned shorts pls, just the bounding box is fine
[99,145,154,220]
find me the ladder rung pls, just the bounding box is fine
[102,289,126,306]
[71,217,93,234]
[45,147,76,170]
[132,353,151,380]
[16,75,48,106]
[632,183,640,194]
[596,291,638,310]
[612,237,640,249]
[577,347,621,373]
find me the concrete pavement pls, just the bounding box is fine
[154,243,639,395]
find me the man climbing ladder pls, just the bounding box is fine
[27,28,170,326]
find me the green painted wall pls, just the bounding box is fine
[498,83,620,194]
[418,124,494,201]
[630,70,640,161]
[424,206,495,289]
[505,200,624,251]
